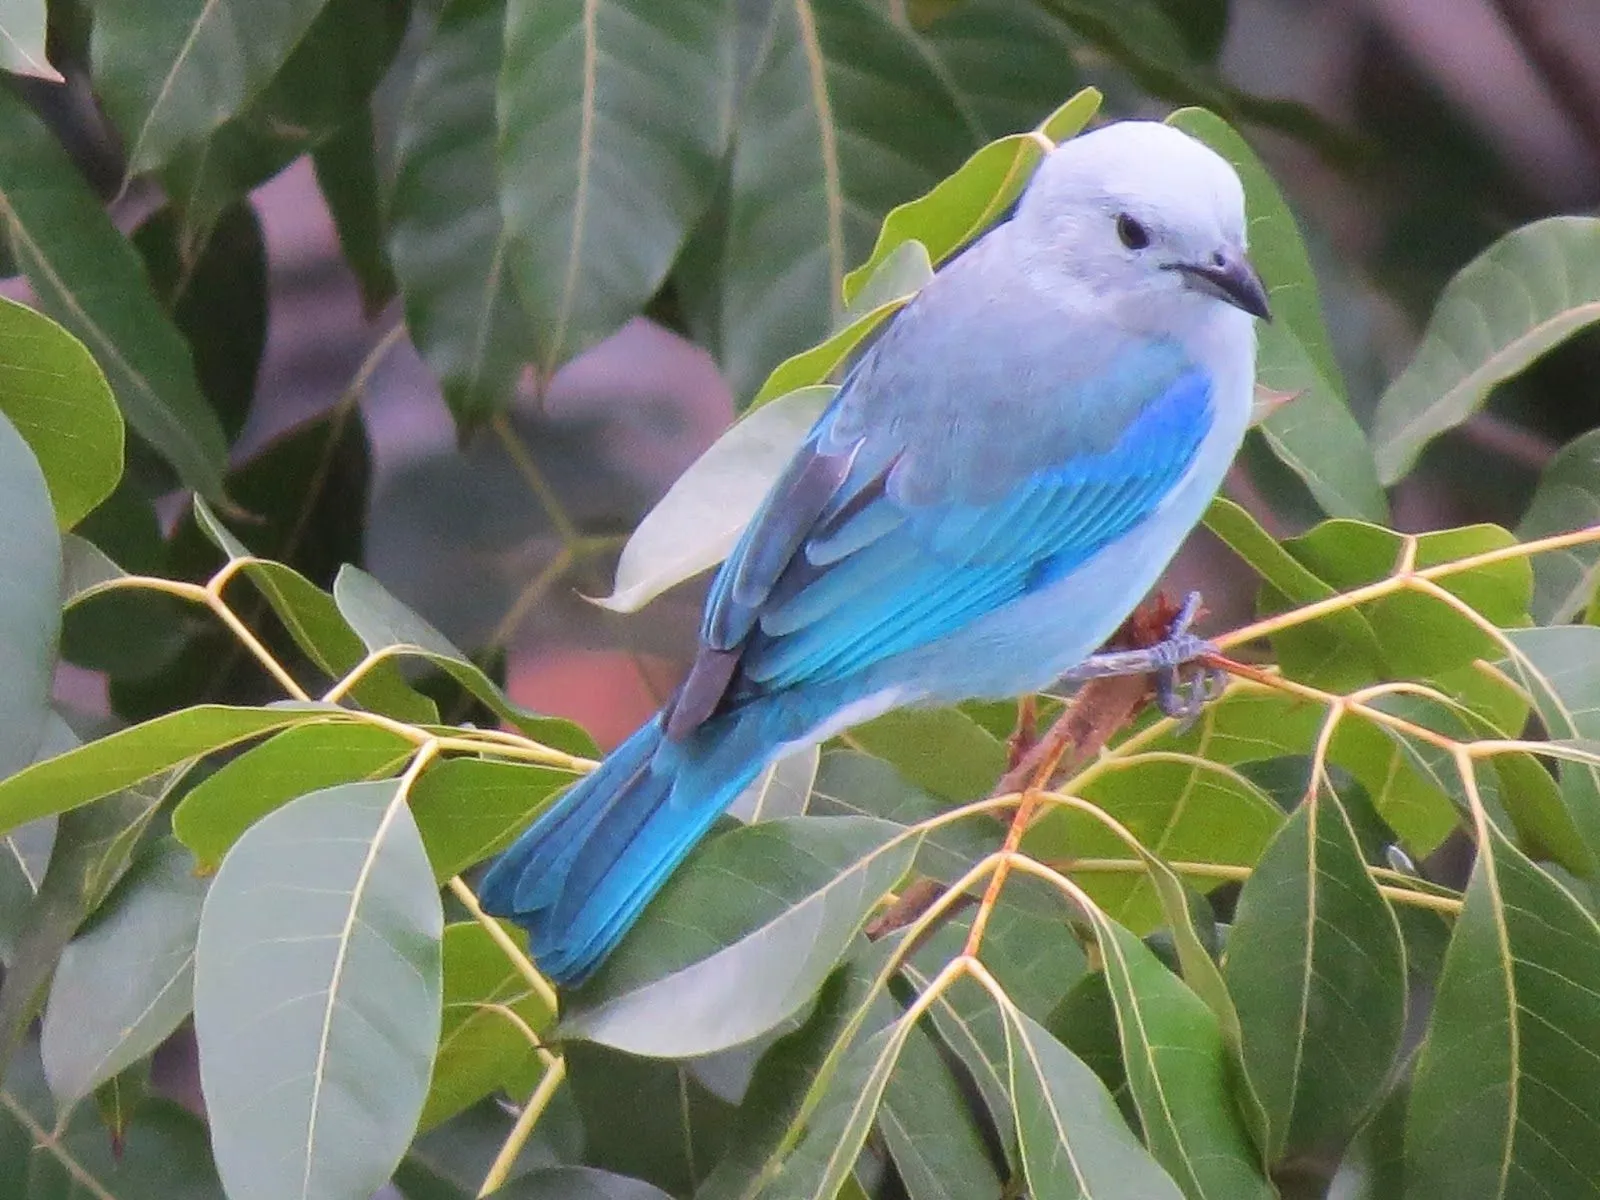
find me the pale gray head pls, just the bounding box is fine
[1013,121,1270,333]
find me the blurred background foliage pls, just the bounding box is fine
[3,0,1600,1198]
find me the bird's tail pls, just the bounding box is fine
[477,707,774,985]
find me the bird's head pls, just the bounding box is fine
[1014,120,1271,332]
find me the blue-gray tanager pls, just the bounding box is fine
[481,120,1271,984]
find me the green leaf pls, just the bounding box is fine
[900,967,1013,1154]
[1373,216,1600,484]
[497,0,729,375]
[90,0,336,174]
[92,1062,149,1160]
[749,240,933,406]
[997,997,1187,1200]
[390,0,530,426]
[1517,427,1600,623]
[1137,653,1518,859]
[487,1168,674,1199]
[1404,823,1600,1198]
[1221,514,1532,693]
[331,565,595,754]
[0,1,57,80]
[422,921,554,1130]
[0,815,53,966]
[160,0,410,253]
[1032,754,1284,931]
[314,111,397,314]
[1046,971,1129,1108]
[564,816,919,1057]
[1,1045,225,1199]
[760,1016,916,1200]
[1501,626,1600,875]
[900,2,1086,142]
[1204,496,1387,688]
[842,88,1100,302]
[1486,747,1594,877]
[59,496,189,682]
[1034,0,1198,77]
[591,385,834,613]
[1224,781,1407,1163]
[395,1095,585,1199]
[135,202,268,443]
[695,947,891,1200]
[567,1039,735,1195]
[808,748,996,885]
[1090,917,1276,1199]
[716,0,978,401]
[173,722,415,871]
[849,706,1007,803]
[1168,108,1386,521]
[1356,685,1592,876]
[0,721,176,1069]
[0,296,122,529]
[730,746,820,823]
[410,757,576,881]
[0,410,58,783]
[1280,520,1530,682]
[195,779,443,1200]
[878,1017,1005,1200]
[189,498,439,724]
[0,88,228,499]
[40,837,207,1110]
[0,704,343,838]
[961,893,1091,1017]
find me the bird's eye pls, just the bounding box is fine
[1115,213,1150,250]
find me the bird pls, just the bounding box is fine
[479,120,1272,986]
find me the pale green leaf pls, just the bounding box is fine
[0,89,228,499]
[498,0,729,374]
[0,0,58,80]
[716,0,977,401]
[0,296,122,529]
[591,385,833,613]
[195,780,443,1200]
[390,0,531,425]
[564,816,919,1057]
[1224,782,1407,1162]
[0,409,58,782]
[40,838,207,1110]
[1405,823,1600,1198]
[91,0,335,174]
[1374,217,1600,484]
[842,88,1100,301]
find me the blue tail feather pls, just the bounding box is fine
[477,708,777,985]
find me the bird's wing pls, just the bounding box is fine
[663,359,1215,738]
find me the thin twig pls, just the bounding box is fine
[448,877,559,1015]
[477,1055,567,1198]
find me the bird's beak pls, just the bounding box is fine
[1171,251,1273,322]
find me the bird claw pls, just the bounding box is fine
[1150,592,1226,726]
[1056,591,1231,724]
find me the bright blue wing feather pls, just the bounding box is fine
[742,371,1213,690]
[693,367,1214,702]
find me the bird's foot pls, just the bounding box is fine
[1058,591,1227,723]
[1148,592,1228,722]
